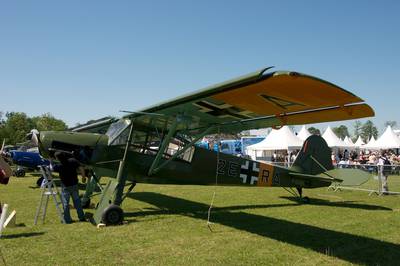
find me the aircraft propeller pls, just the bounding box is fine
[0,139,5,154]
[26,129,40,147]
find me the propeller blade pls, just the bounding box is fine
[0,139,5,153]
[27,129,40,147]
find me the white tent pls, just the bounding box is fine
[354,136,365,147]
[297,125,311,141]
[366,126,400,149]
[247,126,303,151]
[363,136,377,149]
[322,126,347,148]
[343,136,355,148]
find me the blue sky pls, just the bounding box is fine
[0,0,399,134]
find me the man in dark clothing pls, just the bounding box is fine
[53,152,85,223]
[378,153,392,195]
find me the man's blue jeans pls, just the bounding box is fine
[61,184,85,223]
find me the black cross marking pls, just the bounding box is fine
[259,95,305,110]
[194,101,250,120]
[240,161,259,184]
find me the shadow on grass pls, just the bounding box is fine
[125,203,300,218]
[281,196,393,211]
[128,192,400,265]
[1,232,45,239]
[28,173,42,177]
[29,181,100,191]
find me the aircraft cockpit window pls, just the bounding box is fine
[106,119,131,145]
[164,139,195,163]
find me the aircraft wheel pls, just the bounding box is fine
[302,196,310,204]
[81,197,91,209]
[101,204,124,225]
[15,169,25,177]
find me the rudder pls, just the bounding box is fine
[291,135,333,175]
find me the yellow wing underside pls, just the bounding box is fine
[129,69,374,134]
[212,72,370,117]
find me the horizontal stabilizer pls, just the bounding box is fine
[289,168,371,186]
[289,172,340,184]
[323,168,371,186]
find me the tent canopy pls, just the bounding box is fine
[354,136,365,147]
[365,126,400,149]
[247,126,303,151]
[322,126,348,148]
[363,136,377,149]
[297,125,311,141]
[343,136,355,147]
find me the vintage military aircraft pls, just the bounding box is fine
[29,67,374,225]
[8,150,50,177]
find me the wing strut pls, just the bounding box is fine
[114,120,136,205]
[147,118,179,176]
[150,125,216,176]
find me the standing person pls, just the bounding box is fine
[291,151,297,165]
[53,152,86,223]
[378,152,391,195]
[343,149,349,160]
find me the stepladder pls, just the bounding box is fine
[34,166,65,224]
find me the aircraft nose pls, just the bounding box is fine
[26,129,40,147]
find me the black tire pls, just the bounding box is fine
[101,204,124,225]
[16,169,25,177]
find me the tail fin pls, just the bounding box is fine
[291,135,333,175]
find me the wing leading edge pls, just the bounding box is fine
[124,67,374,135]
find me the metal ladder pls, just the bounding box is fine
[34,166,65,224]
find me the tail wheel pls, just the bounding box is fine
[101,204,124,225]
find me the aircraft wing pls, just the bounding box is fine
[70,117,116,133]
[124,67,374,135]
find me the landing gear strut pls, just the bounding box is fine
[81,173,103,209]
[93,121,136,226]
[283,187,310,204]
[296,187,310,204]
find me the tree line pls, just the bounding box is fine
[0,112,67,145]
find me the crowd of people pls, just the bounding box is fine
[268,148,399,195]
[332,149,400,168]
[332,149,400,194]
[271,150,299,166]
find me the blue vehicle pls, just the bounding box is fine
[196,137,265,156]
[215,140,242,155]
[9,151,50,177]
[209,137,265,156]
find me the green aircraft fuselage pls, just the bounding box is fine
[38,130,334,189]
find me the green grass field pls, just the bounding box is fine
[0,174,399,265]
